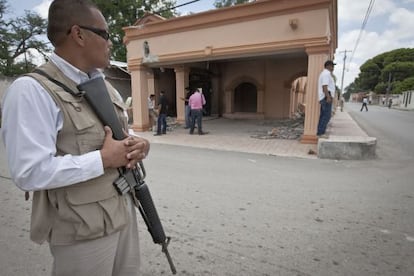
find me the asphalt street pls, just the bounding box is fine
[346,102,414,162]
[1,104,413,275]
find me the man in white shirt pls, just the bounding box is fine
[360,97,368,111]
[317,60,336,137]
[148,94,157,131]
[1,0,149,274]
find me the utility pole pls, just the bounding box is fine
[339,50,351,98]
[386,71,392,97]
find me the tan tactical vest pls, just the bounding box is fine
[27,62,129,245]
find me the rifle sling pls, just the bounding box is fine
[32,69,84,97]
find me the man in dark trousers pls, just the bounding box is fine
[180,87,192,129]
[317,60,336,138]
[155,90,168,135]
[360,97,368,111]
[189,88,208,135]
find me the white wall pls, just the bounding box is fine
[399,90,414,109]
[0,76,15,103]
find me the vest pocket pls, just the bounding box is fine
[56,91,96,132]
[55,90,105,153]
[67,196,128,240]
[59,175,128,241]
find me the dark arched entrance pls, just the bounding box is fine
[234,82,257,112]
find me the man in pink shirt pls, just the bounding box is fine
[188,88,208,135]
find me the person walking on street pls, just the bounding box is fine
[388,98,393,109]
[1,0,150,275]
[360,97,368,111]
[189,88,208,135]
[317,60,336,138]
[155,90,168,135]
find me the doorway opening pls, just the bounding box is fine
[234,82,257,112]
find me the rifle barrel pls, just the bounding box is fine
[162,239,176,274]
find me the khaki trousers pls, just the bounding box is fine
[49,196,140,276]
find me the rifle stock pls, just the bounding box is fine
[78,77,176,274]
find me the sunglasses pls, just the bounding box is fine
[67,25,110,41]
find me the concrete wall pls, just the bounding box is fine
[0,76,15,126]
[126,9,329,64]
[0,76,15,103]
[400,90,414,109]
[103,68,131,102]
[220,57,307,118]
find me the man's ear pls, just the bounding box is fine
[68,25,86,46]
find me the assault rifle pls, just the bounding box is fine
[78,78,176,274]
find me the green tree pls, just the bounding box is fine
[358,59,381,90]
[343,82,357,101]
[214,0,251,8]
[0,1,49,76]
[348,48,414,94]
[374,82,387,94]
[393,77,414,94]
[381,61,414,83]
[93,0,177,62]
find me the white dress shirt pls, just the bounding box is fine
[1,53,105,191]
[318,69,336,101]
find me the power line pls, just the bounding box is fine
[348,0,375,66]
[155,0,201,14]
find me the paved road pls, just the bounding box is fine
[1,105,414,275]
[346,102,414,162]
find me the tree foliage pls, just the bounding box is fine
[348,48,414,95]
[93,0,177,62]
[394,77,414,94]
[214,0,252,8]
[0,0,49,76]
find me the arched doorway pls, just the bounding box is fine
[234,82,257,112]
[224,76,264,119]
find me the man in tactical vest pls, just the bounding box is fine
[1,0,150,275]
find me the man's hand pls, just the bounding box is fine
[123,129,150,169]
[326,95,332,103]
[100,126,129,169]
[100,127,150,169]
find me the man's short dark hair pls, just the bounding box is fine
[48,0,98,47]
[324,60,336,67]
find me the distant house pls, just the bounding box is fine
[0,65,130,127]
[123,0,338,144]
[104,60,131,102]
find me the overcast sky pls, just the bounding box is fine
[6,0,414,90]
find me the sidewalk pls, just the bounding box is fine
[134,107,370,160]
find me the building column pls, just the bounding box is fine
[174,66,189,124]
[301,46,330,144]
[147,70,155,98]
[128,60,151,132]
[224,89,233,114]
[289,81,296,118]
[257,89,264,113]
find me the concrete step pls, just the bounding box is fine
[318,135,377,160]
[317,109,377,160]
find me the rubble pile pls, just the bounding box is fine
[250,115,304,140]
